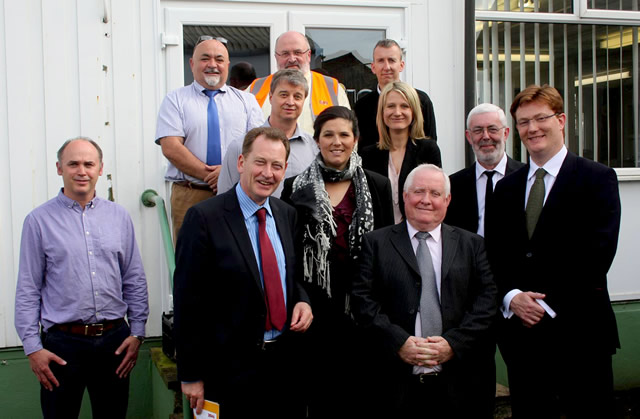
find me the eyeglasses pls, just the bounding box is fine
[274,49,310,59]
[516,113,561,128]
[469,126,505,136]
[196,35,228,45]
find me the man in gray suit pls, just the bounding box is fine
[352,163,497,419]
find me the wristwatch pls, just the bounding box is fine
[132,335,145,344]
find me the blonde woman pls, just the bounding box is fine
[361,81,442,223]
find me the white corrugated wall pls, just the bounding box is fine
[0,0,170,348]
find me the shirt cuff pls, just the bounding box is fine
[128,320,146,338]
[22,335,44,356]
[501,289,523,319]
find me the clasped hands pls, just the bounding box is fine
[398,335,453,367]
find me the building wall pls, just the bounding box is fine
[0,0,168,348]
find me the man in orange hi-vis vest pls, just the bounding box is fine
[248,31,350,135]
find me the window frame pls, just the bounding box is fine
[475,0,640,177]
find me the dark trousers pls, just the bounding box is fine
[500,319,615,419]
[40,321,131,419]
[204,334,306,419]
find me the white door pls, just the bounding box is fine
[161,1,408,102]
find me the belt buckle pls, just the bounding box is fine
[87,323,104,336]
[419,372,438,383]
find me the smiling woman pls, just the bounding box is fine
[360,81,442,223]
[280,106,393,417]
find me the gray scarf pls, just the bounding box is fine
[290,152,374,302]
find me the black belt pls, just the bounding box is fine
[50,318,125,337]
[174,181,212,191]
[412,371,441,384]
[261,339,281,352]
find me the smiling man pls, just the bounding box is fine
[352,163,497,418]
[218,69,318,197]
[174,127,313,419]
[155,37,264,241]
[485,85,622,418]
[354,39,437,148]
[445,103,525,236]
[248,31,350,135]
[15,137,149,418]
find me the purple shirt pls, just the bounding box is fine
[15,190,149,355]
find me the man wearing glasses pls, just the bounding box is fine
[485,85,621,418]
[445,103,524,237]
[156,36,264,241]
[248,31,350,135]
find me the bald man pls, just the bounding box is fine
[156,38,264,240]
[248,31,350,135]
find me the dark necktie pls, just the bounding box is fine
[484,170,496,204]
[526,168,547,239]
[203,89,221,165]
[415,232,442,338]
[256,208,286,331]
[483,170,496,232]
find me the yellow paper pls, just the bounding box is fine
[193,399,220,419]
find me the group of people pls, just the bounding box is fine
[13,29,621,419]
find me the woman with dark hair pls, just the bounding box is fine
[281,106,393,418]
[360,81,442,223]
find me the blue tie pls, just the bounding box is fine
[204,89,221,165]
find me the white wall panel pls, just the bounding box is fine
[0,0,16,348]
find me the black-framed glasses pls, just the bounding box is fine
[516,113,561,128]
[274,49,310,59]
[469,126,506,136]
[196,35,228,45]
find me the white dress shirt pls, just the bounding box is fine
[475,153,508,237]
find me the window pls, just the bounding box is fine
[476,0,640,168]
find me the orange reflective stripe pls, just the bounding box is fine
[249,74,273,106]
[310,72,340,117]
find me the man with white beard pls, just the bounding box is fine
[444,103,524,236]
[156,37,264,240]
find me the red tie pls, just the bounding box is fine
[255,208,286,331]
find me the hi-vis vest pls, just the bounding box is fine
[249,71,340,118]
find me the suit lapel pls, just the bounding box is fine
[534,151,577,238]
[466,163,480,229]
[390,222,420,276]
[440,224,459,285]
[223,190,263,296]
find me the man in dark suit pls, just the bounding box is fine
[352,163,497,418]
[173,127,313,419]
[486,85,621,418]
[445,103,525,236]
[354,39,437,148]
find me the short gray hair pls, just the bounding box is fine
[374,39,403,56]
[404,163,450,197]
[57,137,103,163]
[270,69,309,98]
[466,103,508,129]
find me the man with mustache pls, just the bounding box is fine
[445,103,524,236]
[156,37,264,241]
[218,69,318,198]
[354,39,437,148]
[248,31,350,135]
